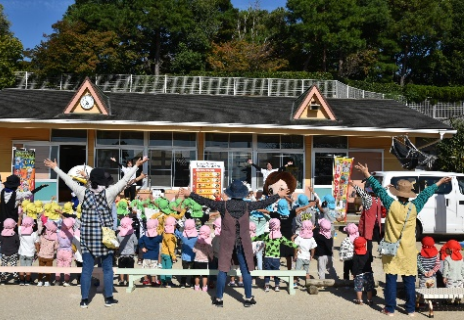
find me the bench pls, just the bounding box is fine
[116,268,307,295]
[0,266,306,295]
[415,288,464,318]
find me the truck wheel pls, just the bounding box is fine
[415,220,423,240]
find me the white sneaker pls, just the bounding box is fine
[37,282,43,287]
[43,282,50,287]
[63,282,70,287]
[275,286,280,292]
[264,285,269,293]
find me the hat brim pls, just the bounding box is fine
[389,187,416,198]
[4,181,20,189]
[225,188,249,199]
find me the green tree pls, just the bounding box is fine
[0,4,23,88]
[286,0,365,75]
[436,119,464,173]
[387,0,452,86]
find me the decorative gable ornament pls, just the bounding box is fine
[293,85,336,121]
[63,77,110,115]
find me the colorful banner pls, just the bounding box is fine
[333,156,354,220]
[190,161,224,199]
[13,148,36,195]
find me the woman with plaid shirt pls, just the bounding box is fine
[44,157,148,309]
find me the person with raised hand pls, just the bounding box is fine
[179,180,289,308]
[44,156,148,309]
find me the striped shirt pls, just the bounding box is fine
[417,254,440,276]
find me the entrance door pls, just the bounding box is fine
[58,145,87,202]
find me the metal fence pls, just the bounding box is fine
[13,72,384,99]
[406,100,464,120]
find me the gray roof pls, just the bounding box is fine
[0,87,452,131]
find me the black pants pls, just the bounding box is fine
[343,260,354,280]
[181,261,195,285]
[124,185,136,201]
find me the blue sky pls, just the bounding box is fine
[2,0,287,50]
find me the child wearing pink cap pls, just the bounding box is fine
[139,219,163,286]
[251,218,298,292]
[192,225,213,291]
[18,216,39,285]
[36,220,59,287]
[55,217,75,286]
[0,218,20,284]
[174,218,198,288]
[116,217,138,286]
[160,216,177,288]
[293,220,317,288]
[339,223,359,280]
[314,218,336,280]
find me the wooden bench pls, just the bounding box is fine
[0,266,306,295]
[117,268,306,295]
[416,288,464,318]
[305,278,380,295]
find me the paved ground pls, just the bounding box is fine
[1,222,463,320]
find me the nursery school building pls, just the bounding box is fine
[0,75,455,205]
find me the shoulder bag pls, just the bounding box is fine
[377,203,412,257]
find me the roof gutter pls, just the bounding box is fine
[0,119,456,136]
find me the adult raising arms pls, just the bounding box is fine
[44,156,148,309]
[179,180,289,308]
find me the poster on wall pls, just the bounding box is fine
[12,148,36,196]
[333,156,354,221]
[189,161,224,199]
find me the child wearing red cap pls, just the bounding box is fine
[351,236,374,305]
[417,236,440,288]
[442,240,464,288]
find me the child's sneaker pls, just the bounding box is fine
[63,281,71,287]
[264,285,269,292]
[151,280,161,287]
[202,286,208,292]
[37,281,43,287]
[181,284,186,289]
[118,280,125,286]
[275,286,280,292]
[19,281,25,286]
[43,282,50,287]
[165,282,172,288]
[228,281,236,287]
[237,282,244,287]
[194,285,200,291]
[142,280,151,286]
[25,280,31,286]
[293,282,298,288]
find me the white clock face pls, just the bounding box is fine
[80,95,95,110]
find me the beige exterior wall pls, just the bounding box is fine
[348,136,404,171]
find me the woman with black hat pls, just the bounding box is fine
[44,156,148,309]
[0,175,48,232]
[180,180,289,308]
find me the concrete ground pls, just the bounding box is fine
[1,220,463,320]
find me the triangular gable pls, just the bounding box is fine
[63,77,110,115]
[293,85,336,120]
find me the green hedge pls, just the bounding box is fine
[186,70,333,80]
[345,80,464,102]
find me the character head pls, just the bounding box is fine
[263,171,296,196]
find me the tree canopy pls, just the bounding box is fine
[0,4,23,89]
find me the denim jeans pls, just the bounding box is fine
[81,253,114,300]
[216,246,252,299]
[264,257,281,286]
[384,273,416,314]
[160,254,173,283]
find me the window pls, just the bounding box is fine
[148,132,197,187]
[457,177,464,195]
[51,129,87,142]
[257,134,303,149]
[205,151,251,186]
[419,176,452,195]
[313,136,347,149]
[314,152,347,185]
[205,133,252,148]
